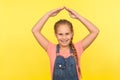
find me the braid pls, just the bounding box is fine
[70,42,82,77]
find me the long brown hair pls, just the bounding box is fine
[54,19,81,74]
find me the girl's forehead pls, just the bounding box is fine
[57,24,71,30]
[56,25,71,32]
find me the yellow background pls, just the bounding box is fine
[0,0,120,80]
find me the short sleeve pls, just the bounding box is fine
[46,41,56,58]
[74,41,84,56]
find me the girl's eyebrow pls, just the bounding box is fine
[58,33,63,35]
[66,33,69,34]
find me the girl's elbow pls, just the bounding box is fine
[95,29,99,34]
[91,29,100,35]
[92,29,100,36]
[96,28,100,34]
[32,27,38,33]
[94,27,100,34]
[32,28,35,34]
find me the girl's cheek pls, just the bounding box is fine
[57,36,62,39]
[67,35,72,39]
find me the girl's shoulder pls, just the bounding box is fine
[47,41,56,51]
[74,41,84,53]
[46,41,57,54]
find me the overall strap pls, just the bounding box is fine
[56,44,60,53]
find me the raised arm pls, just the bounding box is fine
[65,7,99,50]
[32,7,64,51]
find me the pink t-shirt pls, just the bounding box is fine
[46,41,84,80]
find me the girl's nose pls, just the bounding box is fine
[62,35,67,39]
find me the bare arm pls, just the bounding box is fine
[65,7,99,50]
[32,7,64,51]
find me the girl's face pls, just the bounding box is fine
[55,24,73,47]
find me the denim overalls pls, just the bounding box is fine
[53,44,79,80]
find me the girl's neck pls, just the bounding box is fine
[59,45,70,51]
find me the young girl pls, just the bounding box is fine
[32,7,99,80]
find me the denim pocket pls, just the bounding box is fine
[53,67,65,80]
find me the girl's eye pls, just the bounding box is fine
[58,33,63,35]
[66,33,69,35]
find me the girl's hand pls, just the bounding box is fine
[47,7,64,17]
[65,7,79,19]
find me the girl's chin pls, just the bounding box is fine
[59,43,70,47]
[58,40,71,46]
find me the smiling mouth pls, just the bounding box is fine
[60,40,69,43]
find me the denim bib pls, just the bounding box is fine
[53,44,79,80]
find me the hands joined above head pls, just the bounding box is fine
[47,6,80,19]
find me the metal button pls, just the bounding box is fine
[59,64,62,67]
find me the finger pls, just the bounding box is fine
[51,7,63,15]
[56,7,64,11]
[65,7,71,12]
[60,6,64,10]
[51,9,61,13]
[66,8,74,15]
